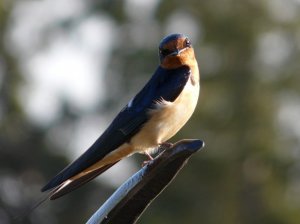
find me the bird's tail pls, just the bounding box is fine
[15,161,119,222]
[49,160,120,200]
[14,187,57,222]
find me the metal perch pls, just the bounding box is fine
[86,139,205,224]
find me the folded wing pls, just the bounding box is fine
[41,65,191,194]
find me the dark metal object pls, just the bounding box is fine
[86,139,204,224]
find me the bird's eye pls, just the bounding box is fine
[160,48,171,56]
[185,38,191,47]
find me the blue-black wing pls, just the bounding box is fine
[41,65,191,192]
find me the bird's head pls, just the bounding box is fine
[159,33,195,69]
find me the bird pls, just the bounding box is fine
[41,33,200,200]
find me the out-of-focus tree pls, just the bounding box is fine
[1,0,300,224]
[0,1,114,223]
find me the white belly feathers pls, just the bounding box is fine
[130,75,200,152]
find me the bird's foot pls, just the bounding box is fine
[141,143,173,167]
[142,151,154,167]
[142,160,152,167]
[145,151,154,160]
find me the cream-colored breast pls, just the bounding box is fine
[130,71,200,152]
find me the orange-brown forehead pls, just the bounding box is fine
[161,37,186,50]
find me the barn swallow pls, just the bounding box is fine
[41,33,200,199]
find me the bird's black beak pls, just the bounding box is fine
[169,48,188,56]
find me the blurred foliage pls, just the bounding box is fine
[1,0,300,224]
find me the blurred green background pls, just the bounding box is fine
[1,0,300,223]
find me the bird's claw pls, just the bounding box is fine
[141,142,173,167]
[142,160,152,167]
[141,151,154,167]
